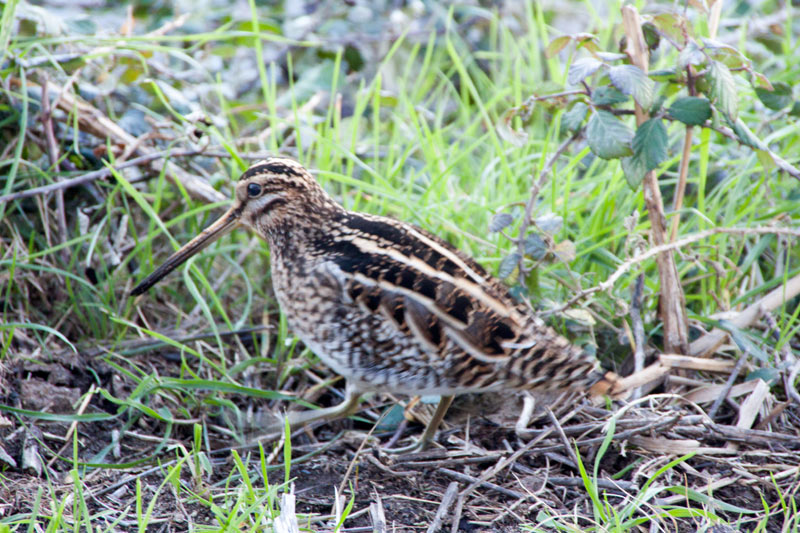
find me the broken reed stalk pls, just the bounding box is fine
[621,5,689,354]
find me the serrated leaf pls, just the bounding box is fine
[489,213,514,233]
[508,284,529,303]
[498,252,521,279]
[703,39,747,69]
[678,41,705,69]
[546,35,571,58]
[591,86,628,106]
[642,22,660,50]
[751,71,773,91]
[595,52,627,62]
[563,309,596,326]
[708,60,738,120]
[652,13,687,45]
[668,96,712,126]
[621,152,647,189]
[632,118,668,172]
[568,57,603,85]
[586,110,633,159]
[649,69,677,81]
[608,65,655,109]
[523,233,547,260]
[553,240,576,262]
[755,81,792,111]
[562,102,588,131]
[496,109,529,147]
[535,214,563,234]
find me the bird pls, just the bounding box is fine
[131,156,620,453]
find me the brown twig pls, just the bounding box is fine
[39,77,69,262]
[439,468,526,499]
[425,481,459,533]
[629,273,646,400]
[545,407,580,469]
[0,149,274,204]
[707,349,749,420]
[622,5,689,354]
[515,131,581,276]
[8,77,226,204]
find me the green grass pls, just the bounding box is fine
[1,1,799,531]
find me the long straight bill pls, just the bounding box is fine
[131,208,240,295]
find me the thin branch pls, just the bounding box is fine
[629,273,646,400]
[669,65,698,242]
[0,149,272,204]
[658,115,800,181]
[558,226,800,312]
[515,131,581,275]
[40,77,69,261]
[707,349,748,420]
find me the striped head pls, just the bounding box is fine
[131,157,340,295]
[234,158,341,235]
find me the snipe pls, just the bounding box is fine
[132,157,619,452]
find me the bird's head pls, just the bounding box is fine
[131,157,339,295]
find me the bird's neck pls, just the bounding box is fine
[264,203,347,259]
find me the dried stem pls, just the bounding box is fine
[707,349,748,420]
[622,5,689,354]
[8,77,225,204]
[39,77,69,262]
[629,273,646,400]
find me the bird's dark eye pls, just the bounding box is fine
[247,183,262,198]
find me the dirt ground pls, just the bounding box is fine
[2,342,799,532]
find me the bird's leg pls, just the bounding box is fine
[384,395,454,454]
[265,382,363,435]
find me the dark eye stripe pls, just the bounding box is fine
[258,197,288,216]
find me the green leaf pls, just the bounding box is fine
[523,233,547,260]
[642,22,660,50]
[790,101,800,117]
[668,96,712,126]
[632,118,668,171]
[621,152,647,189]
[716,319,769,362]
[730,117,763,150]
[498,252,521,279]
[535,214,563,234]
[489,213,514,233]
[678,41,704,69]
[586,110,633,159]
[708,60,738,120]
[562,102,588,131]
[755,81,792,111]
[546,35,571,57]
[595,52,627,62]
[568,57,603,85]
[746,368,780,385]
[591,86,628,106]
[608,64,654,109]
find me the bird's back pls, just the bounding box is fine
[268,208,613,396]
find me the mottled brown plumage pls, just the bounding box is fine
[132,157,619,452]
